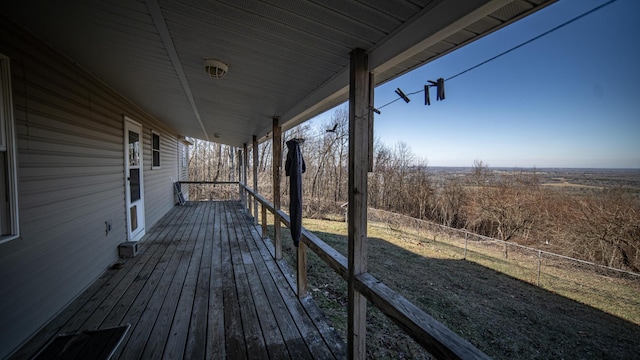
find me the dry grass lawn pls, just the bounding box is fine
[273,218,640,359]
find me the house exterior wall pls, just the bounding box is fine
[0,21,187,358]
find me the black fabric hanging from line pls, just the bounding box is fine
[285,139,306,247]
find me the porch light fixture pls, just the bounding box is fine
[204,58,228,79]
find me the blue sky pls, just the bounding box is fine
[311,0,640,168]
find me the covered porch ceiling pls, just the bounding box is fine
[2,0,555,147]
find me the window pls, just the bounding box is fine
[0,54,19,244]
[151,131,160,169]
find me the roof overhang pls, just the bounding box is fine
[1,0,556,146]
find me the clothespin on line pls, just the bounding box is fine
[424,85,430,105]
[395,88,411,103]
[425,78,445,105]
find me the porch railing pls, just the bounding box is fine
[239,184,490,360]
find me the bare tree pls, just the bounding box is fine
[472,159,490,185]
[573,189,640,271]
[411,157,433,220]
[433,179,467,228]
[468,171,539,258]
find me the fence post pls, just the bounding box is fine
[537,250,542,286]
[464,231,468,261]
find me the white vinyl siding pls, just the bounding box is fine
[0,22,185,358]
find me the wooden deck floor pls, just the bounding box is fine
[13,201,345,359]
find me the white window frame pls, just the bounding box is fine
[151,130,161,169]
[0,54,20,244]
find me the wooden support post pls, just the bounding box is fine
[347,48,370,360]
[253,135,259,225]
[230,146,235,182]
[297,241,308,298]
[272,117,282,260]
[261,203,268,239]
[368,72,375,172]
[243,143,249,210]
[238,149,243,204]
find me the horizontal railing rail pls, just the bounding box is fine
[178,181,242,202]
[242,184,490,360]
[178,181,239,184]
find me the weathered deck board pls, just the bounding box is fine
[221,203,246,359]
[166,204,210,356]
[236,207,316,360]
[206,203,226,359]
[184,201,214,359]
[248,219,338,359]
[11,201,344,359]
[225,204,270,359]
[115,202,201,359]
[231,202,297,360]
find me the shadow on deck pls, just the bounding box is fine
[13,201,345,359]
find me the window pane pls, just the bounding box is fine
[128,131,140,167]
[152,133,160,150]
[130,168,140,202]
[153,151,160,167]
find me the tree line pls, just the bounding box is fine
[188,108,640,272]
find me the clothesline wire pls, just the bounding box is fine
[281,0,618,143]
[376,0,618,111]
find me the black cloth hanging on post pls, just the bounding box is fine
[285,139,306,247]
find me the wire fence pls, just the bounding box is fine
[367,207,640,325]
